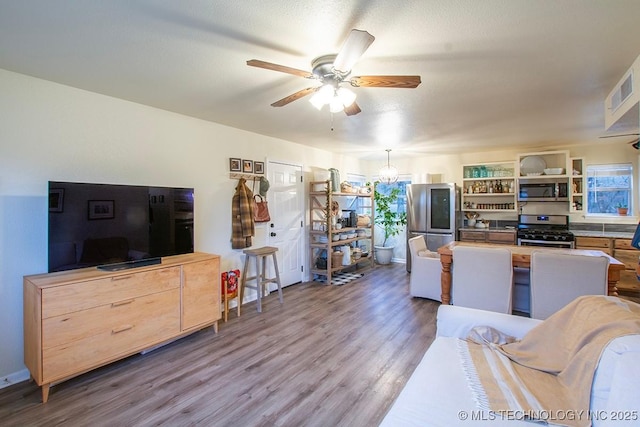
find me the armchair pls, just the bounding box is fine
[407,235,442,301]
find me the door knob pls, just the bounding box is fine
[270,232,276,237]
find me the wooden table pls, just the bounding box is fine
[437,241,626,305]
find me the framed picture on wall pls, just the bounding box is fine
[243,159,254,173]
[88,200,115,220]
[229,158,241,172]
[254,161,264,174]
[49,188,64,212]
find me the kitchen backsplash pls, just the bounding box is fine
[570,222,637,233]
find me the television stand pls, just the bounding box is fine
[24,252,221,403]
[97,257,162,271]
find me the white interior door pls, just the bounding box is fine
[267,161,303,287]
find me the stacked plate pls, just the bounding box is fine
[520,156,546,176]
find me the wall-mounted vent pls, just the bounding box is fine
[605,55,640,131]
[610,71,633,112]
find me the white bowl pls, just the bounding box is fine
[340,234,348,240]
[544,168,564,175]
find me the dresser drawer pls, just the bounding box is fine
[42,288,180,382]
[42,267,180,318]
[43,288,179,350]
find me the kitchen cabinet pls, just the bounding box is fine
[613,238,639,293]
[24,252,220,403]
[309,180,374,284]
[459,228,517,245]
[574,236,612,255]
[569,157,585,212]
[461,161,516,212]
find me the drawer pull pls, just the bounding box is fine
[111,275,133,281]
[112,325,134,334]
[111,299,134,307]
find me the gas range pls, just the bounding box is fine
[517,214,575,248]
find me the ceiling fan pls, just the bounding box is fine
[599,132,640,149]
[247,29,421,116]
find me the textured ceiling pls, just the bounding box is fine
[1,0,639,160]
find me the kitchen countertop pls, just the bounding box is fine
[570,230,635,239]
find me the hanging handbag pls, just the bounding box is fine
[254,194,271,222]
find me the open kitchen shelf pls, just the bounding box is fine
[570,157,585,213]
[462,161,517,212]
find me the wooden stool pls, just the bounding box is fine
[240,246,283,312]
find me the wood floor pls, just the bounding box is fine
[0,263,439,427]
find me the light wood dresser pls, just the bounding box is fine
[24,252,220,403]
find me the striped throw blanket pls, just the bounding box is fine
[460,296,640,427]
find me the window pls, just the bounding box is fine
[375,179,410,215]
[586,164,633,215]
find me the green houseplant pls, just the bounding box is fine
[373,181,407,264]
[616,203,628,216]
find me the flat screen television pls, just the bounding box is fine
[48,181,194,272]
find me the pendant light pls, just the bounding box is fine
[378,149,399,184]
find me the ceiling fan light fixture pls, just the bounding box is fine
[309,84,357,113]
[378,149,399,184]
[309,84,334,110]
[329,96,345,113]
[336,87,356,107]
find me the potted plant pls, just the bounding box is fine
[373,181,407,265]
[616,204,628,216]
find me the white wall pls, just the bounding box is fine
[0,69,364,383]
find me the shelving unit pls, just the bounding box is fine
[461,161,517,212]
[309,180,374,284]
[570,157,585,212]
[516,150,570,178]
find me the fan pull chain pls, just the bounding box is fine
[330,112,334,131]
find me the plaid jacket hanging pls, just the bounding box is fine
[231,178,255,249]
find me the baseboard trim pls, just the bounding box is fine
[1,368,30,389]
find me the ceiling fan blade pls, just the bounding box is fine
[271,87,317,107]
[351,75,421,88]
[247,59,313,79]
[344,101,362,116]
[599,133,640,138]
[332,29,375,74]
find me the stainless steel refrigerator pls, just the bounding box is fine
[406,183,461,272]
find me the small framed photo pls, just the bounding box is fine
[254,161,264,175]
[49,188,64,213]
[243,159,254,173]
[88,200,115,220]
[229,158,241,172]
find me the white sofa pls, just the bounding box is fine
[380,305,640,426]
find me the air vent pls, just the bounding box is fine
[610,71,633,112]
[605,55,640,131]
